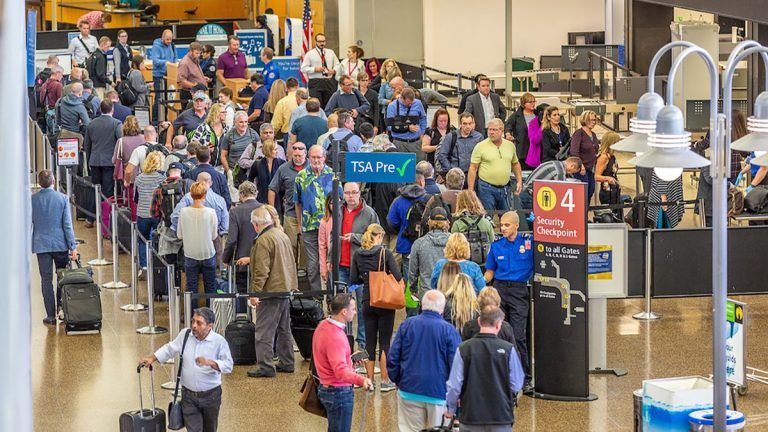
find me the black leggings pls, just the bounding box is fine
[362,302,395,361]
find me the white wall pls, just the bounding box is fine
[423,0,608,76]
[338,0,355,54]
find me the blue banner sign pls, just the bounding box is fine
[235,29,267,69]
[273,56,302,84]
[344,152,416,183]
[27,11,37,87]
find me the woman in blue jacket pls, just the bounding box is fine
[430,233,486,293]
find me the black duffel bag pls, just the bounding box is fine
[744,186,768,213]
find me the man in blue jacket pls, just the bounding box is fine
[387,290,461,430]
[31,170,78,325]
[151,29,178,124]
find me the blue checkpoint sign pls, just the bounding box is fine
[235,29,267,69]
[344,152,416,183]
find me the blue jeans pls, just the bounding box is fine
[136,217,159,268]
[339,266,364,348]
[37,251,70,319]
[318,386,354,432]
[152,77,164,124]
[573,170,596,203]
[519,190,533,211]
[477,179,510,214]
[185,256,217,305]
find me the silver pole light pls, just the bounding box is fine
[735,92,768,165]
[612,92,665,154]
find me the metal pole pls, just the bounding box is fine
[121,222,146,311]
[138,239,167,334]
[504,0,513,107]
[161,266,178,390]
[88,184,111,266]
[184,291,192,329]
[103,201,128,289]
[65,167,72,202]
[633,229,660,320]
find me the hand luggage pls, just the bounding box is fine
[211,276,235,335]
[369,249,405,310]
[419,417,455,431]
[119,365,167,432]
[58,258,102,333]
[225,315,256,365]
[290,297,324,360]
[73,174,96,221]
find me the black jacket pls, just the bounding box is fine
[350,245,402,304]
[248,157,286,205]
[222,198,263,265]
[91,50,111,88]
[540,125,571,162]
[504,107,531,169]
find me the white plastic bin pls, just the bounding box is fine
[643,376,721,432]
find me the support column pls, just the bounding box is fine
[504,0,513,107]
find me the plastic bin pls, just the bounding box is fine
[688,409,745,431]
[642,376,717,432]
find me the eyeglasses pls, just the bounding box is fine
[344,191,360,195]
[292,146,306,151]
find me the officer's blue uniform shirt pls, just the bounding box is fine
[262,60,280,92]
[485,233,534,282]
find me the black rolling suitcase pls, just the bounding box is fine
[225,314,257,365]
[73,170,96,221]
[290,297,324,360]
[119,365,167,432]
[58,258,102,333]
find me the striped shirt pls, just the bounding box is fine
[134,171,166,218]
[523,160,566,194]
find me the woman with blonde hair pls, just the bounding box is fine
[247,139,285,204]
[461,286,517,343]
[595,131,622,219]
[435,260,461,295]
[442,273,479,331]
[189,102,229,165]
[430,232,486,293]
[451,190,495,258]
[378,59,403,108]
[134,151,166,271]
[540,105,571,162]
[350,223,402,392]
[263,79,286,123]
[570,109,601,202]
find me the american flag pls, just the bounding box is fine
[300,0,312,82]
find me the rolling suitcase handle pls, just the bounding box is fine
[136,364,158,417]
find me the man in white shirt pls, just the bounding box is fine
[299,33,339,108]
[463,76,506,137]
[140,307,233,432]
[67,21,98,68]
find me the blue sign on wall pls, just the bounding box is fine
[235,29,267,69]
[273,56,302,84]
[344,152,416,183]
[27,11,37,87]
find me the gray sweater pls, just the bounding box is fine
[127,69,151,108]
[408,230,450,297]
[346,201,379,261]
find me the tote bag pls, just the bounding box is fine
[369,249,405,310]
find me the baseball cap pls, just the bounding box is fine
[193,91,208,101]
[167,162,184,172]
[429,206,448,221]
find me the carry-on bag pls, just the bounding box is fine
[225,314,257,365]
[298,359,326,418]
[369,249,405,310]
[119,365,167,432]
[58,257,102,333]
[167,329,192,430]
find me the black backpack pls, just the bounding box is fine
[171,152,196,175]
[403,196,432,241]
[745,186,768,213]
[158,180,186,227]
[83,93,96,119]
[144,142,170,156]
[116,76,138,106]
[326,131,354,169]
[420,194,453,233]
[84,50,99,82]
[460,215,492,266]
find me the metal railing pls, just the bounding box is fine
[587,51,641,101]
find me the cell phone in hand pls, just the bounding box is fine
[351,350,368,363]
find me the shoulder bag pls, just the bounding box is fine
[298,359,327,417]
[168,328,192,430]
[369,249,405,310]
[113,138,124,181]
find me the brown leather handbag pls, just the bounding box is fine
[298,361,326,418]
[369,248,405,310]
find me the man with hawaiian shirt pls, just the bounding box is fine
[294,145,338,291]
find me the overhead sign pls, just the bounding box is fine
[27,10,36,87]
[726,299,746,387]
[196,23,228,42]
[343,152,416,183]
[57,138,79,166]
[273,56,302,84]
[235,29,267,69]
[532,180,592,401]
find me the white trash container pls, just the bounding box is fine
[688,409,745,431]
[643,376,720,432]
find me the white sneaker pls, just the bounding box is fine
[380,381,396,393]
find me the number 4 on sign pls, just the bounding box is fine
[561,189,575,212]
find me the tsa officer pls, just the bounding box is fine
[484,211,534,388]
[261,47,280,92]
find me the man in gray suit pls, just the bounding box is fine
[84,99,122,225]
[463,76,506,137]
[31,170,78,325]
[222,181,263,312]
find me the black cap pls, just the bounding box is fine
[429,206,448,221]
[168,162,184,172]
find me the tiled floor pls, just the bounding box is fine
[30,172,768,431]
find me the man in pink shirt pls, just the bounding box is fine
[77,11,111,29]
[312,293,373,431]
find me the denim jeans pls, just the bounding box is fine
[519,190,533,211]
[185,255,217,305]
[152,77,164,124]
[318,386,354,432]
[477,179,510,214]
[136,216,159,268]
[36,251,70,319]
[573,170,596,203]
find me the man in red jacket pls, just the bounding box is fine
[312,293,373,431]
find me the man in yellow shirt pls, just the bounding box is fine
[468,118,523,213]
[271,77,300,141]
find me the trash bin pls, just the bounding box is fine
[688,409,745,431]
[634,389,644,432]
[643,376,719,432]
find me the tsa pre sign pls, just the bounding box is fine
[533,180,586,245]
[344,152,416,183]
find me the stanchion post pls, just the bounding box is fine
[137,239,168,334]
[161,266,178,390]
[121,221,146,311]
[184,291,192,329]
[103,201,128,289]
[88,184,111,266]
[633,229,661,320]
[65,167,72,202]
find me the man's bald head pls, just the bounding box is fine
[500,211,520,241]
[143,125,157,140]
[196,172,213,186]
[71,82,83,96]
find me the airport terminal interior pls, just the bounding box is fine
[16,0,768,431]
